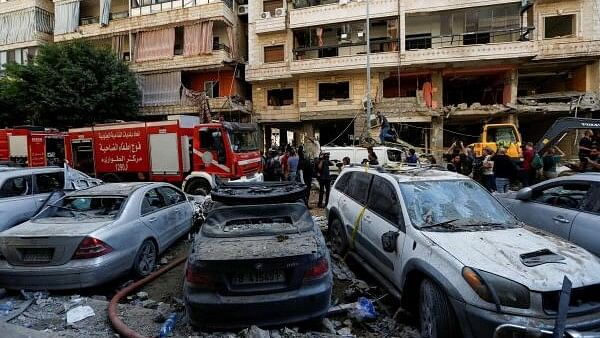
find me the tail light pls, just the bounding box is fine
[72,237,113,259]
[185,264,216,290]
[303,258,329,282]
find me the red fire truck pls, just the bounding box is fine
[65,120,262,195]
[0,127,65,167]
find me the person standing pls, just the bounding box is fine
[287,149,299,182]
[406,149,418,164]
[376,111,391,143]
[367,146,379,165]
[317,152,332,208]
[542,146,564,179]
[298,148,313,205]
[492,148,516,193]
[579,130,594,160]
[520,142,535,187]
[481,147,495,192]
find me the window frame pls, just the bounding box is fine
[267,88,294,106]
[343,171,372,205]
[543,14,576,39]
[263,45,285,63]
[0,175,33,198]
[204,81,219,98]
[141,188,168,216]
[580,182,600,216]
[158,186,186,206]
[318,81,351,101]
[367,175,404,230]
[33,172,64,194]
[530,181,591,212]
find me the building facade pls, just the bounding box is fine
[246,0,600,157]
[51,0,250,120]
[0,0,54,74]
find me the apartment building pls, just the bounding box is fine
[52,0,250,120]
[246,0,600,157]
[0,0,54,74]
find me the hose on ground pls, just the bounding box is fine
[108,254,188,338]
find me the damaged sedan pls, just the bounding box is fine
[327,167,600,338]
[184,181,332,329]
[0,182,193,290]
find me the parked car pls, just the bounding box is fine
[0,182,194,290]
[327,167,600,338]
[0,166,101,232]
[184,181,332,329]
[322,146,404,166]
[498,173,600,257]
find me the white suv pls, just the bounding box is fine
[326,167,600,338]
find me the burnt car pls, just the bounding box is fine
[184,181,332,329]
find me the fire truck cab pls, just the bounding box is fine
[0,127,65,167]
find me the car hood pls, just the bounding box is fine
[1,219,113,237]
[423,227,600,292]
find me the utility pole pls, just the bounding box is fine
[366,0,372,137]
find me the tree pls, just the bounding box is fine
[0,41,140,128]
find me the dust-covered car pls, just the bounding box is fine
[184,181,332,329]
[0,182,193,290]
[0,166,101,232]
[327,166,600,338]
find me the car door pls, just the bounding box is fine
[516,181,590,241]
[140,188,170,249]
[158,186,192,237]
[361,175,405,282]
[339,172,373,255]
[33,171,65,211]
[570,183,600,257]
[0,175,34,230]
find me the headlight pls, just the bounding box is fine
[462,267,530,309]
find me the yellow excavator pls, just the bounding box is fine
[470,123,523,160]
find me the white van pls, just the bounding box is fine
[321,146,404,166]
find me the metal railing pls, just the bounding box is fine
[293,38,400,60]
[79,11,129,26]
[291,0,338,9]
[213,42,230,54]
[405,26,535,50]
[131,0,231,14]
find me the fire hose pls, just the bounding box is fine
[108,254,188,338]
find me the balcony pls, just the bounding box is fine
[246,61,292,82]
[536,39,600,60]
[289,0,396,29]
[130,46,231,72]
[130,0,231,17]
[255,9,286,34]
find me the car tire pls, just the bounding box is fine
[329,218,349,256]
[133,239,158,278]
[186,179,211,196]
[419,279,460,338]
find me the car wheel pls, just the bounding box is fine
[133,239,158,278]
[419,279,459,338]
[186,179,211,196]
[329,218,349,256]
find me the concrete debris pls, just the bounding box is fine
[91,295,107,301]
[242,325,270,338]
[136,292,149,300]
[159,257,169,265]
[457,103,468,110]
[66,306,95,324]
[321,318,336,334]
[336,327,353,336]
[142,300,157,309]
[154,302,172,323]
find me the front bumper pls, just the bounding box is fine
[0,250,134,290]
[185,275,332,329]
[453,299,600,338]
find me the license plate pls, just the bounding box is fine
[231,270,285,285]
[20,248,54,262]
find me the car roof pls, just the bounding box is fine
[0,166,63,179]
[541,172,600,183]
[68,182,154,197]
[341,165,468,183]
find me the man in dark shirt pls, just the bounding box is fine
[317,152,332,208]
[492,148,517,193]
[406,149,418,164]
[579,130,594,160]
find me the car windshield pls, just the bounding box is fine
[36,196,126,220]
[399,180,518,230]
[228,130,259,152]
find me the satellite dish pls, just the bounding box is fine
[202,152,213,165]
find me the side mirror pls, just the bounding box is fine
[381,231,399,253]
[516,187,533,201]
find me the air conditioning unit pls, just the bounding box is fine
[261,11,271,19]
[237,4,248,15]
[274,8,285,17]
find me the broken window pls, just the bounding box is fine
[263,0,282,16]
[368,176,401,225]
[406,33,432,50]
[174,26,184,55]
[264,45,285,63]
[318,82,350,101]
[443,73,505,106]
[383,75,431,98]
[267,88,293,106]
[544,15,575,39]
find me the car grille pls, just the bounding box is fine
[542,284,600,315]
[17,248,55,264]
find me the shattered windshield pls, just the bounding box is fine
[35,196,126,221]
[399,180,518,230]
[229,131,259,153]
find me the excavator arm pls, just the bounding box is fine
[534,117,600,155]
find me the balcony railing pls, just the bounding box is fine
[291,0,337,9]
[130,0,231,16]
[79,11,129,26]
[405,26,534,50]
[293,38,399,60]
[213,42,230,54]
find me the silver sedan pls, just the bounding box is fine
[0,182,194,290]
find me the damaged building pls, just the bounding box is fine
[51,0,251,121]
[246,0,600,157]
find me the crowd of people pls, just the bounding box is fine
[445,129,600,193]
